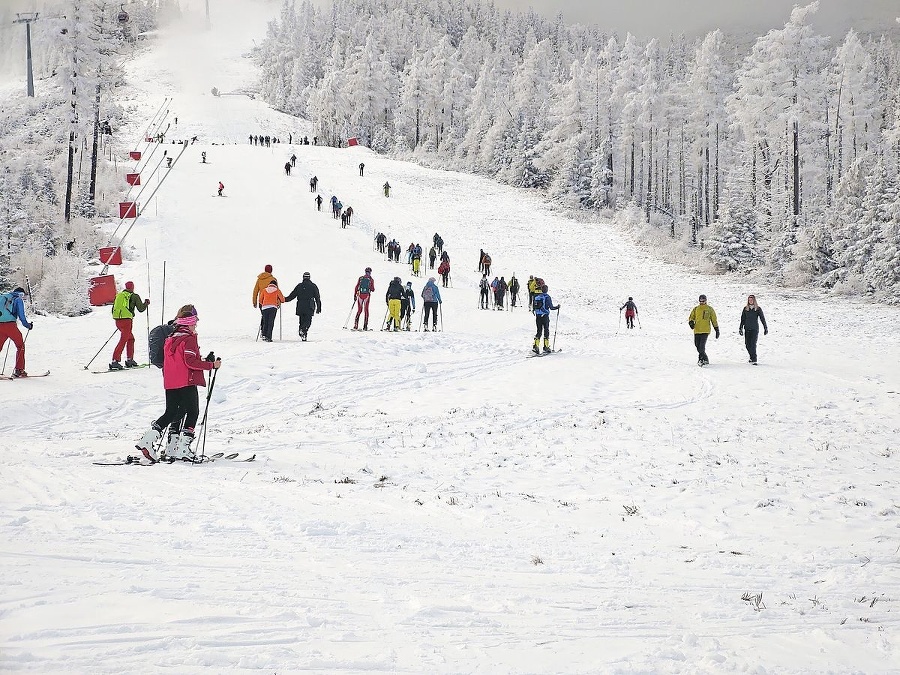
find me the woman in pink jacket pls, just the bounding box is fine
[135,304,221,462]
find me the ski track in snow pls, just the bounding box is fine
[2,3,900,674]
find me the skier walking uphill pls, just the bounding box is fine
[495,276,508,310]
[527,275,537,312]
[284,162,292,176]
[532,284,560,354]
[315,194,323,211]
[310,176,318,192]
[383,181,391,197]
[135,305,221,463]
[477,249,485,273]
[290,153,297,167]
[257,280,284,342]
[509,275,520,308]
[428,245,437,269]
[217,181,224,196]
[353,268,375,330]
[0,286,33,377]
[421,277,442,331]
[359,162,365,177]
[738,294,768,364]
[688,294,719,366]
[110,281,149,370]
[479,274,490,309]
[385,277,404,331]
[438,259,450,287]
[400,281,416,330]
[620,297,638,329]
[285,272,321,341]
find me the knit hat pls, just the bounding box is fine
[699,294,707,301]
[406,281,412,287]
[428,277,436,283]
[13,287,25,294]
[264,265,273,273]
[125,281,135,291]
[303,272,311,279]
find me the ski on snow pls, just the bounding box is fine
[528,349,561,358]
[91,364,151,374]
[0,370,50,380]
[93,452,256,466]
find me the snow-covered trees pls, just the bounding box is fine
[242,0,900,299]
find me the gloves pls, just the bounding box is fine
[26,321,34,330]
[145,299,150,306]
[688,320,695,329]
[764,329,768,335]
[739,329,743,336]
[316,309,321,314]
[205,351,216,362]
[714,327,720,339]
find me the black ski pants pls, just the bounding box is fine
[535,314,550,340]
[480,289,489,308]
[694,333,710,362]
[424,302,438,328]
[744,329,759,362]
[299,313,313,336]
[155,386,200,433]
[260,307,277,340]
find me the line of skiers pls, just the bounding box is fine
[249,135,285,147]
[479,274,522,310]
[353,268,443,332]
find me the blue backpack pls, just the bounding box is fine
[0,293,18,323]
[532,293,546,314]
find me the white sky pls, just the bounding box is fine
[495,0,899,38]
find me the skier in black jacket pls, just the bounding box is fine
[284,272,321,341]
[738,294,768,364]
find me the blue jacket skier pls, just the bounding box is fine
[532,284,559,354]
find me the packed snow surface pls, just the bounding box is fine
[2,3,899,673]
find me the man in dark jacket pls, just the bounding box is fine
[285,272,321,341]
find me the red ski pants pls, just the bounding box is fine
[0,322,25,370]
[113,318,135,361]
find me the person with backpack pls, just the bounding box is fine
[688,294,719,366]
[509,275,520,307]
[0,286,33,378]
[109,281,150,370]
[495,276,508,310]
[438,259,450,287]
[428,245,437,269]
[385,276,404,330]
[217,181,224,196]
[412,246,422,277]
[284,161,291,176]
[310,176,318,192]
[257,279,284,342]
[479,274,490,309]
[149,319,175,370]
[532,284,560,354]
[738,294,768,364]
[527,275,537,312]
[315,194,323,211]
[353,267,375,330]
[134,304,221,462]
[620,297,638,329]
[285,272,321,341]
[421,277,442,331]
[400,281,416,330]
[290,153,297,167]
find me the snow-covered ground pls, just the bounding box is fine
[2,3,899,673]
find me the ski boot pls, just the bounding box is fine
[168,430,196,462]
[532,339,540,355]
[136,425,162,462]
[125,359,140,368]
[109,361,124,371]
[12,368,27,378]
[543,339,552,354]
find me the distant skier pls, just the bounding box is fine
[201,151,207,163]
[109,281,149,370]
[290,153,297,167]
[482,252,492,276]
[315,194,323,211]
[428,245,437,269]
[421,277,442,331]
[284,162,291,176]
[383,181,391,197]
[527,275,537,312]
[479,274,490,309]
[620,297,638,329]
[438,259,450,288]
[285,272,321,341]
[738,294,768,364]
[310,176,318,192]
[217,181,224,196]
[532,284,559,354]
[495,276,508,310]
[359,162,365,177]
[385,276,404,331]
[134,304,221,462]
[375,232,386,254]
[509,274,520,308]
[477,249,485,273]
[688,294,719,366]
[353,267,375,330]
[0,286,33,378]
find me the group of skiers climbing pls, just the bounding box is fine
[479,274,521,310]
[351,267,443,332]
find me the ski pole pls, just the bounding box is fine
[637,314,642,329]
[439,304,443,332]
[343,299,357,329]
[417,308,424,332]
[83,329,119,370]
[0,341,9,375]
[198,366,218,462]
[146,244,151,362]
[160,261,166,324]
[552,308,560,352]
[278,305,282,341]
[381,306,390,330]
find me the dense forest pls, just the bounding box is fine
[256,0,900,300]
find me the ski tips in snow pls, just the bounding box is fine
[93,452,255,466]
[0,370,50,380]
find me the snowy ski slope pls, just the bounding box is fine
[1,3,899,673]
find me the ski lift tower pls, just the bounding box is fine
[12,13,39,97]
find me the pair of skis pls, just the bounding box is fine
[94,452,255,466]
